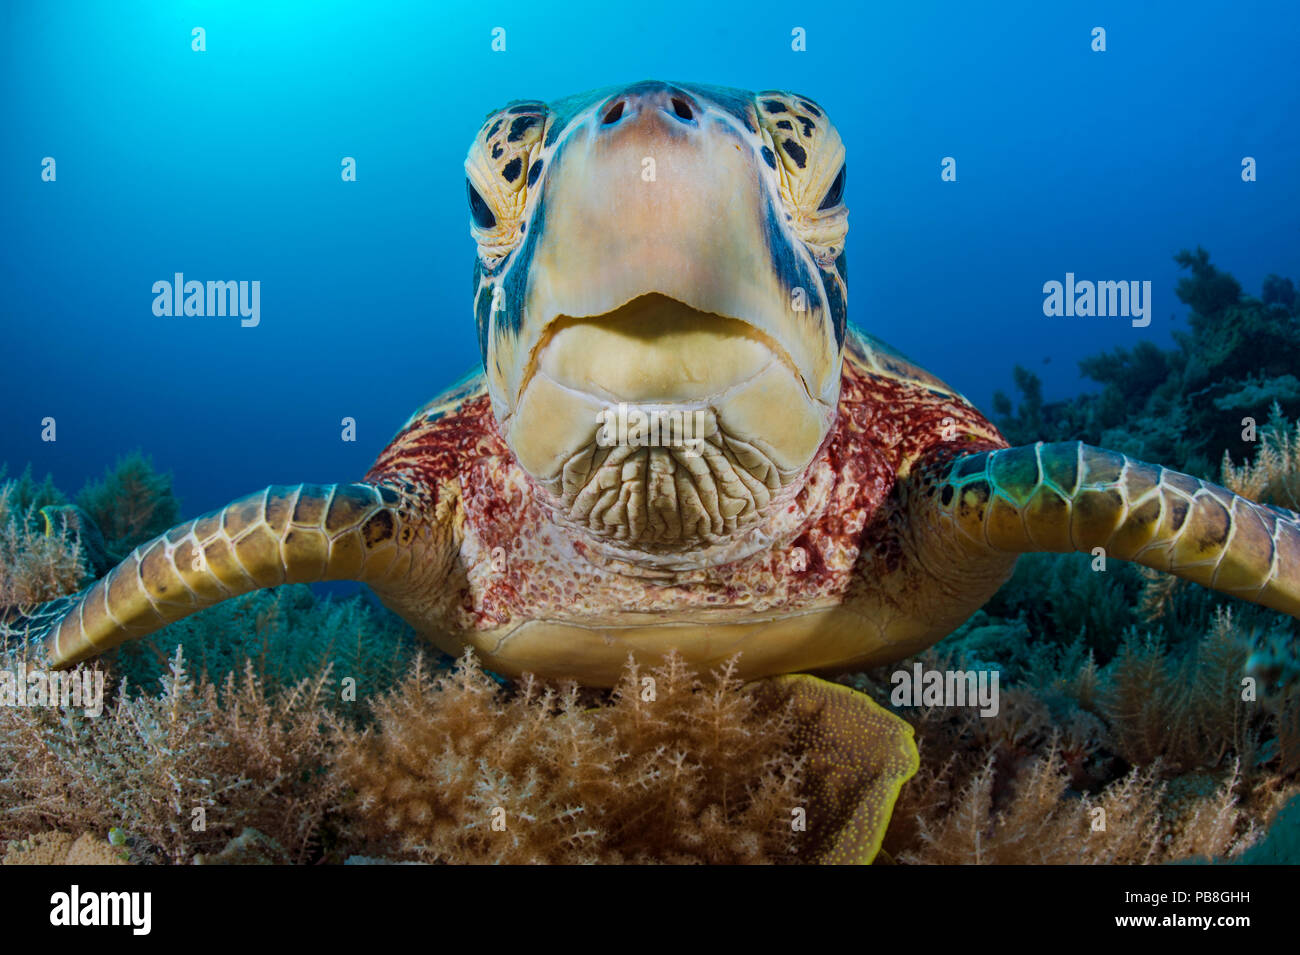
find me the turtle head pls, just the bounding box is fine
[464,81,849,559]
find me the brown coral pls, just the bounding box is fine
[0,646,342,864]
[856,608,1300,864]
[1102,610,1262,771]
[0,630,921,865]
[1222,404,1300,510]
[889,743,1262,865]
[334,650,806,864]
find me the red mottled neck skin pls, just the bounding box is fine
[365,346,1008,634]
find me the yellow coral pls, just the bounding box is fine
[66,832,132,865]
[3,831,128,865]
[766,674,918,864]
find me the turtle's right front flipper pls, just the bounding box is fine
[2,483,450,668]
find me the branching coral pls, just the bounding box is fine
[0,646,343,864]
[0,639,919,865]
[0,480,86,605]
[891,745,1259,865]
[110,584,422,705]
[0,464,67,513]
[75,451,179,554]
[985,553,1144,660]
[846,602,1300,864]
[334,650,807,864]
[0,456,180,606]
[1222,402,1300,511]
[1100,611,1262,772]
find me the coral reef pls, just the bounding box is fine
[843,607,1300,864]
[75,451,179,555]
[0,646,343,865]
[988,252,1300,667]
[890,748,1259,865]
[0,464,67,514]
[0,453,181,606]
[2,642,900,864]
[953,251,1300,864]
[1222,403,1300,511]
[335,650,807,864]
[994,250,1300,479]
[0,476,85,605]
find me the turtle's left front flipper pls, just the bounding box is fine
[926,441,1300,617]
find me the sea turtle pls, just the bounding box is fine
[5,81,1300,860]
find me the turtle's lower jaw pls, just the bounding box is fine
[501,292,836,557]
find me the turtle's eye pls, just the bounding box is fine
[818,164,846,211]
[467,179,496,229]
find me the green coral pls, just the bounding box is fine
[75,451,180,554]
[984,553,1145,661]
[1214,375,1300,412]
[1174,245,1242,319]
[110,584,424,703]
[0,464,67,514]
[993,249,1300,475]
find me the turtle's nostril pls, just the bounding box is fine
[670,97,694,121]
[602,102,625,125]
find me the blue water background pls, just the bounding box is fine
[2,0,1298,526]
